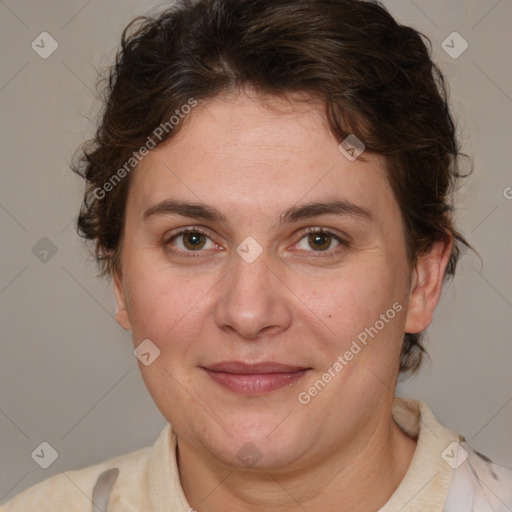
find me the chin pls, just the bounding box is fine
[199,414,308,470]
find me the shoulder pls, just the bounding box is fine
[444,440,512,511]
[0,445,151,512]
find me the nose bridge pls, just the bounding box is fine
[229,242,274,308]
[215,240,290,337]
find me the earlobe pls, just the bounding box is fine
[404,236,453,334]
[113,271,132,332]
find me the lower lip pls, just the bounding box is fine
[204,369,308,394]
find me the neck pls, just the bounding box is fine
[177,405,417,512]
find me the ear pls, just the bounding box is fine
[404,236,453,334]
[113,270,132,332]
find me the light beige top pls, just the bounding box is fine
[2,397,511,511]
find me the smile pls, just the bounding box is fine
[202,361,311,395]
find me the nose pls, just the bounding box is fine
[214,244,293,340]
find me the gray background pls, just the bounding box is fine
[0,0,511,503]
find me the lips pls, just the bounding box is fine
[202,361,310,394]
[205,361,307,374]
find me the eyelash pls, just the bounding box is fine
[164,226,349,258]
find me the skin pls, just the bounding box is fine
[113,88,452,511]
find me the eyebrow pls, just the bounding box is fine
[143,198,373,226]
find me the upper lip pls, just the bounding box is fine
[203,361,309,374]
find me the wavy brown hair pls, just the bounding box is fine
[72,0,473,378]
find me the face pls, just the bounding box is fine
[113,89,449,471]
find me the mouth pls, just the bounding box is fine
[201,361,311,395]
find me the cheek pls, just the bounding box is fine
[123,261,219,356]
[124,269,185,339]
[297,262,401,335]
[291,262,408,381]
[306,276,406,395]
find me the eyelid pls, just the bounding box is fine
[165,225,212,241]
[164,225,350,257]
[292,227,349,257]
[164,226,219,254]
[301,226,350,242]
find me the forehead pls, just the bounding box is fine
[128,90,396,224]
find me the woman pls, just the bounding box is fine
[3,0,511,510]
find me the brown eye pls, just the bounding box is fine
[165,227,217,255]
[182,232,207,250]
[307,232,333,251]
[294,228,348,257]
